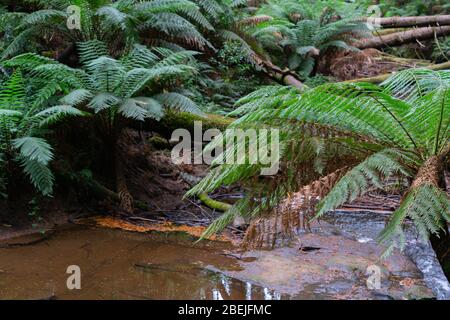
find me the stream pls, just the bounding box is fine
[0,210,449,300]
[0,226,291,300]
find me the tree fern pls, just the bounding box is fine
[0,70,84,196]
[189,68,450,257]
[252,2,370,78]
[0,0,214,59]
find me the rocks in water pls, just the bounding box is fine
[404,231,450,300]
[216,216,437,300]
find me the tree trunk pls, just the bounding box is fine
[355,26,450,49]
[114,132,134,214]
[362,15,450,28]
[429,145,450,280]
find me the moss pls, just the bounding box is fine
[148,135,170,150]
[152,111,234,138]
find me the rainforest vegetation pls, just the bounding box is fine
[0,0,449,299]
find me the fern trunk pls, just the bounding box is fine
[114,130,134,215]
[430,146,450,280]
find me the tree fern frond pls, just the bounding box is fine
[34,105,87,127]
[118,98,149,121]
[154,92,202,114]
[20,157,54,196]
[87,93,120,113]
[20,9,66,26]
[315,148,417,217]
[77,40,109,65]
[378,184,450,253]
[133,97,164,120]
[60,89,93,106]
[13,136,53,165]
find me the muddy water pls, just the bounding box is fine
[0,226,291,300]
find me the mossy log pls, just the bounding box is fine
[147,111,234,139]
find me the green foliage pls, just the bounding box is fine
[374,0,449,17]
[0,0,214,59]
[252,1,370,78]
[0,70,84,196]
[432,37,450,63]
[190,69,450,256]
[188,41,267,114]
[5,41,202,124]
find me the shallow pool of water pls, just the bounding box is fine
[0,226,291,300]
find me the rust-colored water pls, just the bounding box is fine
[0,226,285,300]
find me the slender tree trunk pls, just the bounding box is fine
[362,15,450,28]
[114,130,134,214]
[431,144,450,280]
[355,26,450,49]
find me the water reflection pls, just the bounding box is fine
[0,226,288,300]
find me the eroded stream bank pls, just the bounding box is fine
[0,211,446,300]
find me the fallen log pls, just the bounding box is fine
[355,26,450,49]
[373,28,408,36]
[344,61,450,84]
[260,59,306,91]
[363,15,450,28]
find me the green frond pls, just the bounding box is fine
[121,44,158,69]
[195,0,224,19]
[197,200,249,241]
[3,52,57,70]
[315,148,417,218]
[378,184,450,254]
[13,136,54,165]
[96,6,128,30]
[118,98,150,121]
[1,29,38,60]
[87,93,120,113]
[154,92,202,115]
[20,9,66,26]
[60,89,94,106]
[20,158,54,196]
[34,105,87,127]
[77,40,109,65]
[132,97,164,120]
